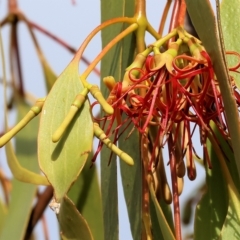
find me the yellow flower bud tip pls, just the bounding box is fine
[89,85,114,114]
[30,106,42,115]
[52,130,62,143]
[102,104,114,115]
[119,152,134,166]
[162,183,172,204]
[51,105,79,143]
[103,76,116,91]
[177,177,184,196]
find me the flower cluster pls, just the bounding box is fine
[92,27,239,193]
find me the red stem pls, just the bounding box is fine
[169,0,187,32]
[8,0,18,11]
[168,134,182,240]
[168,0,180,32]
[158,0,172,36]
[178,0,186,26]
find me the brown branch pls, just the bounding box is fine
[29,21,100,76]
[24,186,53,240]
[11,20,25,96]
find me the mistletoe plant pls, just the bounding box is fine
[0,0,240,240]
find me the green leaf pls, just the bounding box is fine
[100,158,118,240]
[221,0,240,89]
[119,127,142,240]
[211,123,240,191]
[150,196,175,240]
[150,199,164,240]
[101,0,138,239]
[57,195,93,240]
[221,200,240,239]
[115,2,142,238]
[68,159,104,240]
[149,183,175,240]
[194,134,228,240]
[38,62,93,200]
[42,59,57,92]
[0,100,40,240]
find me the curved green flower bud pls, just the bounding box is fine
[52,88,88,143]
[88,84,114,114]
[93,123,134,166]
[0,98,45,147]
[122,48,151,88]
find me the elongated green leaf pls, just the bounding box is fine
[150,196,175,240]
[116,2,142,238]
[221,0,240,89]
[68,159,104,240]
[149,183,175,240]
[41,59,57,92]
[100,156,118,240]
[0,100,40,240]
[194,136,228,240]
[119,127,142,240]
[186,0,240,181]
[57,195,93,240]
[101,1,139,239]
[211,123,240,191]
[38,61,93,200]
[100,2,123,240]
[150,199,164,240]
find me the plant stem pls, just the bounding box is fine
[159,0,172,36]
[208,129,240,222]
[178,0,186,26]
[11,21,24,96]
[134,0,147,53]
[146,23,161,40]
[81,23,138,81]
[169,0,180,32]
[8,0,18,11]
[135,0,146,17]
[167,0,186,36]
[25,186,53,240]
[73,17,135,64]
[168,134,182,240]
